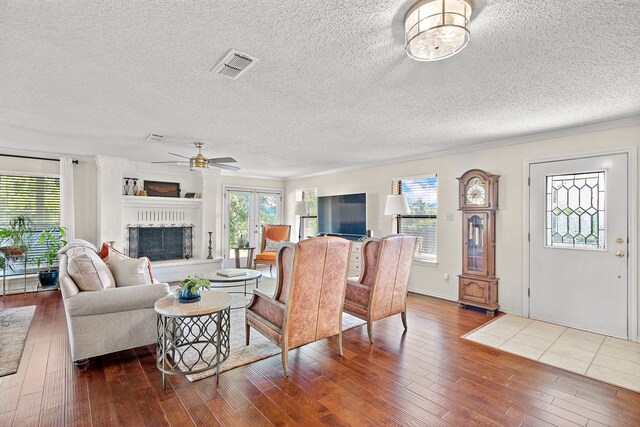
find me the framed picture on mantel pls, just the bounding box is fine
[144,180,181,198]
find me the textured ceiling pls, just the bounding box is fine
[1,1,639,178]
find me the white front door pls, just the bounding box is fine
[529,153,629,338]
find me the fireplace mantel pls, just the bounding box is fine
[121,195,202,207]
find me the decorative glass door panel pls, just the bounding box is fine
[545,171,605,250]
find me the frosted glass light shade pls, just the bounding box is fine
[384,195,410,215]
[294,201,309,216]
[405,0,472,61]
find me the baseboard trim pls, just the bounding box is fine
[407,288,456,302]
[407,288,522,316]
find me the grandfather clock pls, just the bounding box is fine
[457,169,500,315]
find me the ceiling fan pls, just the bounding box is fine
[152,142,240,171]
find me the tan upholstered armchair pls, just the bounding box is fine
[246,236,351,376]
[254,224,291,274]
[343,234,420,343]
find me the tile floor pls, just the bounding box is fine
[463,314,640,392]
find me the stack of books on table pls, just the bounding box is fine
[216,269,248,278]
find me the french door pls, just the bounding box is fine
[223,187,282,267]
[529,153,629,338]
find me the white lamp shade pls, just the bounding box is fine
[384,195,410,215]
[294,201,309,216]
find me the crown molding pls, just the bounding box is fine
[285,115,640,181]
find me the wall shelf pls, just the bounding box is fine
[121,195,202,207]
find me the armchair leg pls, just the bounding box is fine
[338,331,343,356]
[269,265,273,275]
[281,345,289,377]
[401,310,408,330]
[366,322,374,344]
[245,322,250,345]
[74,359,89,371]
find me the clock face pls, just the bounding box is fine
[466,180,486,205]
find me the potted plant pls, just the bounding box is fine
[178,276,211,303]
[35,227,67,288]
[0,215,34,258]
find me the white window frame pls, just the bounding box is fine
[296,187,318,240]
[392,173,438,264]
[222,185,283,264]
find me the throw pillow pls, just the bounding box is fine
[264,237,281,252]
[58,239,98,255]
[106,247,155,283]
[108,252,152,287]
[98,243,110,260]
[67,249,116,291]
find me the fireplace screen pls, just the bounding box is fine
[128,226,193,261]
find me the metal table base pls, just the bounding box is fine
[156,307,231,389]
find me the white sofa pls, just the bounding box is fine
[59,252,171,365]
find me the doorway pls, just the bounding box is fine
[223,187,282,268]
[528,153,631,338]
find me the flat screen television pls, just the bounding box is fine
[317,193,366,238]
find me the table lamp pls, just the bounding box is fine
[384,195,410,233]
[294,201,309,241]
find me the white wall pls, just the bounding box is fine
[284,125,640,337]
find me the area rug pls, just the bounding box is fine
[181,296,366,382]
[462,314,640,392]
[0,305,36,377]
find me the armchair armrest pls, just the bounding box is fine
[64,283,171,317]
[246,288,285,329]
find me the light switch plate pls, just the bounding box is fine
[446,213,454,221]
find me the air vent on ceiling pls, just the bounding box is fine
[212,49,258,80]
[146,133,164,142]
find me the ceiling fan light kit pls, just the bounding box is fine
[405,0,472,61]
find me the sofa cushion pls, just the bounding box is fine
[67,249,116,291]
[58,239,98,255]
[108,253,152,287]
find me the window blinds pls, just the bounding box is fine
[0,174,61,262]
[394,176,437,261]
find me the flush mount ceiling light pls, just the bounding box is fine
[405,0,472,61]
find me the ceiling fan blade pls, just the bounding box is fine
[211,163,241,171]
[208,157,237,164]
[169,152,192,160]
[151,161,190,165]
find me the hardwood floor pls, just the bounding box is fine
[1,290,639,427]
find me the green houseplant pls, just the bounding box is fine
[0,215,34,258]
[35,227,67,288]
[179,276,211,303]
